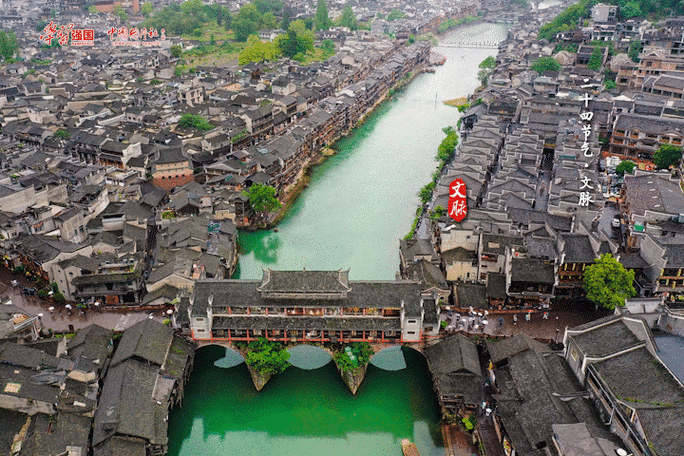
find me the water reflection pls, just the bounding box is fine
[287,345,332,370]
[370,346,407,371]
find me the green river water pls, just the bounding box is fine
[168,22,509,456]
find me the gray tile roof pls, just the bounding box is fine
[570,318,643,358]
[110,319,174,368]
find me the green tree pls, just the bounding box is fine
[113,4,127,23]
[239,35,280,64]
[55,129,70,139]
[261,12,278,29]
[479,56,496,70]
[588,47,603,71]
[418,182,436,204]
[233,3,262,41]
[244,183,282,214]
[604,79,616,90]
[277,25,314,58]
[430,205,446,219]
[628,40,643,63]
[321,38,335,54]
[141,2,153,17]
[170,44,183,58]
[0,31,18,62]
[245,338,291,375]
[583,254,636,310]
[653,144,684,169]
[178,113,213,131]
[88,5,98,14]
[253,0,283,14]
[334,343,374,372]
[280,7,293,30]
[621,1,642,18]
[314,0,331,31]
[338,5,358,30]
[615,160,635,176]
[387,10,406,21]
[437,130,458,162]
[530,56,561,74]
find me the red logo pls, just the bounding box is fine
[447,178,467,222]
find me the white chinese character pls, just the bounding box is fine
[579,111,594,122]
[581,142,593,157]
[449,181,466,199]
[578,192,594,207]
[578,93,592,107]
[449,200,467,217]
[580,176,594,190]
[581,124,592,140]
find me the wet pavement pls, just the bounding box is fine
[0,269,166,333]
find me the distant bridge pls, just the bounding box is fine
[438,40,500,49]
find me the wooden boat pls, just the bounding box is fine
[401,439,421,456]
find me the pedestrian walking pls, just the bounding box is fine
[543,311,548,320]
[525,311,531,322]
[513,314,517,325]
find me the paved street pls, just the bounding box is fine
[0,269,166,333]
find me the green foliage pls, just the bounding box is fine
[144,0,231,36]
[334,343,374,372]
[36,20,48,32]
[178,113,213,131]
[37,289,48,299]
[280,7,293,30]
[234,4,262,41]
[239,35,280,64]
[314,0,332,31]
[141,2,153,17]
[253,0,283,14]
[604,79,617,90]
[53,292,65,303]
[0,30,19,62]
[170,44,183,59]
[583,253,636,310]
[262,12,278,29]
[588,47,603,71]
[628,40,643,63]
[386,10,406,21]
[615,160,635,176]
[150,78,161,85]
[245,337,291,375]
[419,182,436,204]
[530,56,561,74]
[321,38,335,54]
[337,5,358,30]
[431,205,446,219]
[654,144,683,169]
[437,130,458,163]
[55,130,70,139]
[113,4,127,22]
[479,56,496,70]
[537,0,594,42]
[277,26,314,59]
[244,183,282,213]
[462,415,477,432]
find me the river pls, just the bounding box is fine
[236,22,509,280]
[167,22,509,456]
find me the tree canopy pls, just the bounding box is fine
[333,343,374,372]
[233,4,262,41]
[583,253,636,310]
[386,10,406,21]
[654,144,683,169]
[0,30,19,62]
[437,129,458,163]
[479,56,496,70]
[244,183,282,214]
[588,47,603,70]
[530,56,561,74]
[245,338,291,375]
[178,113,213,131]
[615,160,635,176]
[337,6,358,31]
[276,23,314,61]
[314,0,331,31]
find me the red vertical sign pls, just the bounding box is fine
[448,179,467,222]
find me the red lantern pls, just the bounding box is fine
[447,178,467,222]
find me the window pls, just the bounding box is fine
[407,331,416,335]
[408,320,417,324]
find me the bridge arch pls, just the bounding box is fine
[286,344,332,370]
[369,345,426,371]
[196,343,245,368]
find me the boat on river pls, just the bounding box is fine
[401,439,421,456]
